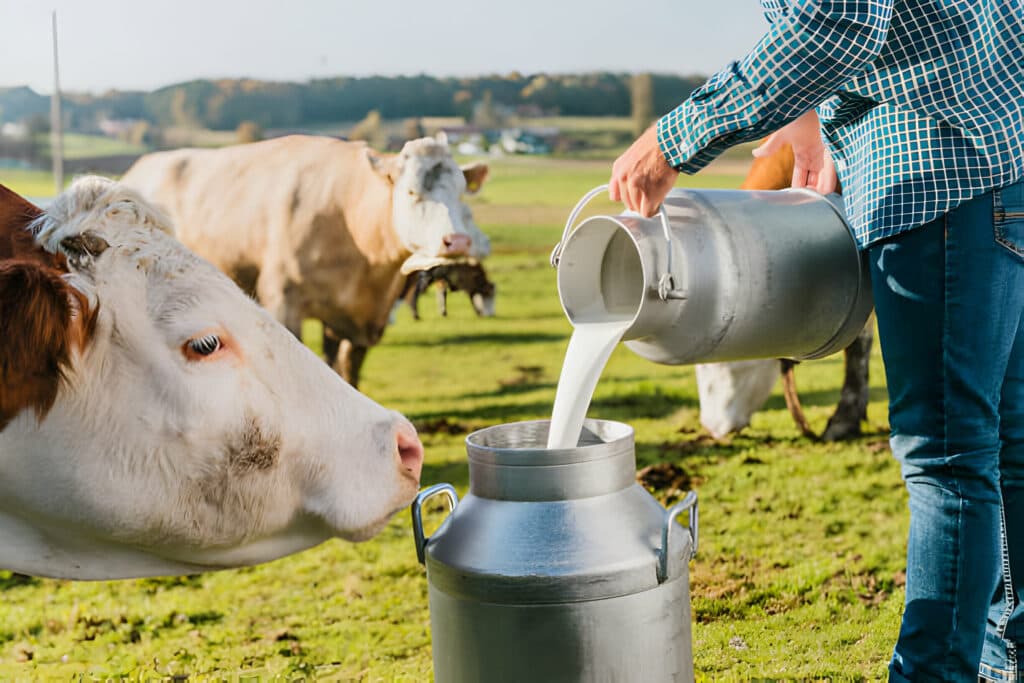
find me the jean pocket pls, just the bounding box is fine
[994,181,1024,259]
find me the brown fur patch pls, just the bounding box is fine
[0,184,96,431]
[228,417,282,473]
[0,262,95,431]
[0,184,61,268]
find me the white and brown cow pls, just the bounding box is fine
[0,178,423,580]
[696,143,874,441]
[122,134,490,388]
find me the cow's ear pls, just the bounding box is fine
[58,231,110,273]
[366,148,400,185]
[0,261,93,431]
[461,162,489,195]
[0,184,51,264]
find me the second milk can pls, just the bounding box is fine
[412,419,698,683]
[552,186,873,365]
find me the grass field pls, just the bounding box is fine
[0,157,905,680]
[0,168,70,198]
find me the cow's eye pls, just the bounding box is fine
[408,189,417,197]
[187,334,221,357]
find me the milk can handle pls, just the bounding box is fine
[411,483,459,565]
[549,184,683,301]
[657,490,699,583]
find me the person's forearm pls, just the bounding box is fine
[659,0,894,173]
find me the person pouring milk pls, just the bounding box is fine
[608,2,1024,681]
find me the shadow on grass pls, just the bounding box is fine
[387,331,566,348]
[762,386,888,411]
[636,427,893,475]
[456,381,557,400]
[411,388,694,426]
[0,570,39,591]
[590,390,697,420]
[421,459,469,490]
[409,400,556,425]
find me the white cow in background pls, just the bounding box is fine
[0,178,424,580]
[696,361,781,439]
[122,134,491,388]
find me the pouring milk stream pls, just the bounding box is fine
[546,319,630,449]
[546,201,646,449]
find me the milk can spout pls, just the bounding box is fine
[550,183,687,302]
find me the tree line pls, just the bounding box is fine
[0,72,706,132]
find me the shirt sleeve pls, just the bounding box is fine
[657,0,894,174]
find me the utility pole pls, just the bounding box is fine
[50,11,64,194]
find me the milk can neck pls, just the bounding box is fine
[465,419,637,501]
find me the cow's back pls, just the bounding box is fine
[125,137,373,271]
[122,136,406,341]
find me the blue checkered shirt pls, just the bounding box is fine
[656,0,1024,248]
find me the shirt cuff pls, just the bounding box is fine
[656,105,724,175]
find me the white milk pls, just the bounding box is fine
[546,319,631,449]
[548,226,642,449]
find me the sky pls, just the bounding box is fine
[1,0,769,95]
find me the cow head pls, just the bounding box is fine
[0,177,424,579]
[447,261,497,317]
[368,136,491,272]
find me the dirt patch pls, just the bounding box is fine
[415,417,472,435]
[866,439,891,454]
[499,365,545,388]
[636,462,703,504]
[824,568,904,607]
[659,434,724,456]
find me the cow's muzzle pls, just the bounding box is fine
[440,233,472,257]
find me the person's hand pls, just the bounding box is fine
[609,125,679,217]
[752,109,837,194]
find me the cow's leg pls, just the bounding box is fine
[779,359,818,440]
[335,340,369,389]
[436,281,448,317]
[257,270,303,338]
[320,326,368,388]
[322,326,342,367]
[396,274,418,321]
[821,323,874,441]
[407,288,421,321]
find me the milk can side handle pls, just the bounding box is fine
[657,490,699,583]
[550,184,611,267]
[550,185,684,301]
[411,483,459,566]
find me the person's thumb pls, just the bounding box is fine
[752,133,783,158]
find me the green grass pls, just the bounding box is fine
[0,155,904,681]
[45,133,148,160]
[0,168,69,198]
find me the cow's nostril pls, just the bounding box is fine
[396,423,424,481]
[440,233,472,256]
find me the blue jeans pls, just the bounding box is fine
[869,179,1024,681]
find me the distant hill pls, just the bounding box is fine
[0,86,49,123]
[0,73,706,132]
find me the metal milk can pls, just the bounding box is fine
[412,419,698,683]
[551,186,873,365]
